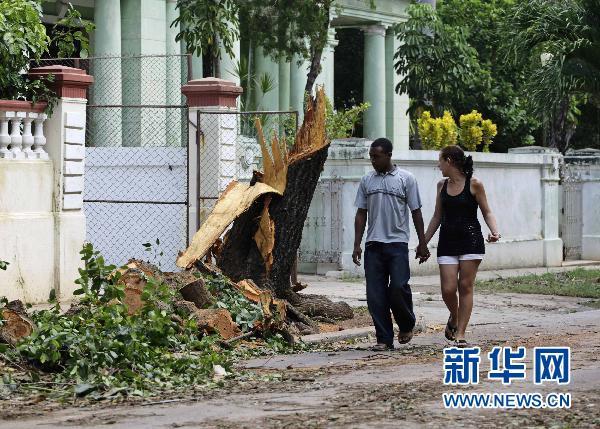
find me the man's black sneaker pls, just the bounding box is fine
[371,343,394,352]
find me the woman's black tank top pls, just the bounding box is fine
[437,177,485,256]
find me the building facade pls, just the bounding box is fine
[41,0,410,149]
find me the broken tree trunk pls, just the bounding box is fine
[163,271,213,309]
[217,90,344,304]
[178,88,353,323]
[0,300,35,345]
[193,308,241,340]
[218,91,354,320]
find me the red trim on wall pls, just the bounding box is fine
[181,78,243,108]
[28,65,94,100]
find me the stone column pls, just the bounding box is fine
[28,66,94,300]
[385,28,409,151]
[541,152,563,266]
[91,0,122,146]
[315,28,338,101]
[253,46,279,111]
[363,25,387,140]
[290,52,310,123]
[564,149,600,260]
[510,146,563,266]
[182,78,243,237]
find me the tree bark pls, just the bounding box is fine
[304,47,324,95]
[217,144,329,300]
[0,300,34,345]
[293,294,354,320]
[265,146,330,299]
[303,2,331,95]
[547,98,576,154]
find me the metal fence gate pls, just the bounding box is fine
[562,179,583,260]
[36,55,192,270]
[84,105,191,271]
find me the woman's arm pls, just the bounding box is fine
[471,178,500,242]
[424,179,445,244]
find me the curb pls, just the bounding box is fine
[301,326,375,344]
[301,317,428,344]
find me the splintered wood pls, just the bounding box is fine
[288,87,328,164]
[255,119,288,194]
[176,181,282,269]
[235,279,287,328]
[254,196,275,273]
[193,308,242,340]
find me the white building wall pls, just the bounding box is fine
[299,140,564,276]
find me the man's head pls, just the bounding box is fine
[369,138,393,173]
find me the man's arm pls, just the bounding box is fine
[405,174,430,264]
[353,208,368,266]
[411,208,430,264]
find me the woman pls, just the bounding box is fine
[424,145,500,347]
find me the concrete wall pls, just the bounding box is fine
[563,149,600,260]
[299,140,564,276]
[1,97,87,303]
[0,161,55,302]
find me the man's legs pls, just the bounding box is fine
[388,242,416,334]
[364,243,394,345]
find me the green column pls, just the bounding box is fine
[121,0,167,147]
[385,29,394,142]
[315,29,337,102]
[219,20,240,84]
[179,20,203,80]
[386,28,409,151]
[290,52,309,123]
[253,46,279,111]
[92,0,122,146]
[363,25,386,140]
[166,0,182,146]
[279,59,290,110]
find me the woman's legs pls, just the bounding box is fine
[455,259,482,341]
[439,264,459,329]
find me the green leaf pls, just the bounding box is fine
[74,383,96,397]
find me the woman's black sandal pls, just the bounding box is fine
[455,339,468,348]
[445,317,457,341]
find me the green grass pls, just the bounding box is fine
[583,299,600,309]
[477,268,600,298]
[340,273,365,283]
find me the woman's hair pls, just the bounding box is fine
[440,145,474,179]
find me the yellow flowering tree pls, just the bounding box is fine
[418,110,497,152]
[417,111,457,150]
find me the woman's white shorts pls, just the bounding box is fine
[437,254,484,265]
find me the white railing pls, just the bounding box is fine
[0,101,48,160]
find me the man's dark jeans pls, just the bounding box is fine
[364,241,416,346]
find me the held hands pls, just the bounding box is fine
[487,232,501,243]
[415,242,431,264]
[352,245,362,266]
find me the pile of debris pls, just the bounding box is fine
[118,259,293,341]
[0,256,348,349]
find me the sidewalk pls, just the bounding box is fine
[299,263,600,344]
[298,263,600,307]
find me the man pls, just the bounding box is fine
[353,138,430,351]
